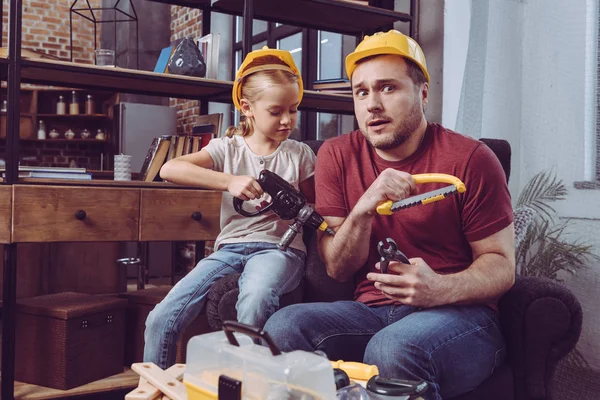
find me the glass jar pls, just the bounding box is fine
[95,129,106,140]
[80,128,91,139]
[37,120,46,140]
[64,128,75,140]
[85,94,95,115]
[56,96,66,115]
[69,91,79,115]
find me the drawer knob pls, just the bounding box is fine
[74,210,87,220]
[191,211,203,222]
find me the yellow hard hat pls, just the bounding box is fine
[345,30,430,83]
[232,46,304,110]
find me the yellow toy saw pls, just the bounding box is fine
[376,173,466,215]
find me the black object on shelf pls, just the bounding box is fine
[69,0,139,69]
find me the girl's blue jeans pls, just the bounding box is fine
[143,242,305,369]
[264,301,506,400]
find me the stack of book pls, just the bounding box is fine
[312,78,352,96]
[0,166,92,180]
[138,113,223,183]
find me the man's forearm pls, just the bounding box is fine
[436,253,515,305]
[319,211,374,281]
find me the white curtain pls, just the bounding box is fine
[451,0,600,397]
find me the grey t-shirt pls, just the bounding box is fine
[204,135,316,253]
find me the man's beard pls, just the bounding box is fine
[362,98,423,151]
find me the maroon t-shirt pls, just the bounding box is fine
[315,123,514,306]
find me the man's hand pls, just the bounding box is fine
[353,169,416,216]
[367,258,443,308]
[228,176,263,200]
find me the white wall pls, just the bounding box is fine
[444,0,600,369]
[441,0,470,131]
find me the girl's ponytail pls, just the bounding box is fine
[225,115,254,137]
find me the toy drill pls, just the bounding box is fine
[233,170,335,251]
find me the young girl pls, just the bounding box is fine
[143,47,316,369]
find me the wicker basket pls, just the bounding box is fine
[118,285,211,367]
[15,292,127,390]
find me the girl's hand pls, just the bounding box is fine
[228,175,264,201]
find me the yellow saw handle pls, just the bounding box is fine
[376,173,466,215]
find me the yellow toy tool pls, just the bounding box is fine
[376,173,466,215]
[330,360,379,382]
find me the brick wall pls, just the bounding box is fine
[1,0,104,169]
[2,0,99,63]
[169,5,203,135]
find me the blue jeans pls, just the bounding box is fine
[143,242,305,369]
[264,301,506,400]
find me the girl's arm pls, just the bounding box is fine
[160,149,262,200]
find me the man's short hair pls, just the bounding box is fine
[404,58,427,87]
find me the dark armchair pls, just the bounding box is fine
[205,138,583,400]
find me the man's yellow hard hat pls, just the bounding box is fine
[232,46,304,110]
[345,30,430,83]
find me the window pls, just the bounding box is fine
[232,19,358,141]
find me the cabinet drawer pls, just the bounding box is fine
[140,189,221,241]
[0,186,12,243]
[12,186,140,242]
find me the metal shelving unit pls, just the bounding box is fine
[0,0,417,398]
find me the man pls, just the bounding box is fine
[264,30,515,400]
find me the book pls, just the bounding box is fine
[197,33,220,80]
[139,135,171,182]
[0,166,87,173]
[1,170,92,180]
[153,46,175,73]
[195,113,223,138]
[174,136,186,158]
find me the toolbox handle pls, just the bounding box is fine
[222,320,282,356]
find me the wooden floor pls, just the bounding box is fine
[13,368,138,400]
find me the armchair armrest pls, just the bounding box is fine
[205,273,305,331]
[498,275,583,399]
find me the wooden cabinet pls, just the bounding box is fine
[139,188,221,241]
[12,185,140,242]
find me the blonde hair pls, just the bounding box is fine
[226,56,299,138]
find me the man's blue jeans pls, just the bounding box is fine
[143,242,305,369]
[264,301,506,400]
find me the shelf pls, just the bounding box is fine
[0,112,34,117]
[148,0,210,8]
[17,58,355,114]
[210,0,412,35]
[4,138,109,143]
[37,114,110,118]
[19,58,233,102]
[14,368,138,399]
[301,90,353,114]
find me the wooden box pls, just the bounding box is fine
[15,292,127,390]
[119,285,211,366]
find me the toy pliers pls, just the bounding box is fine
[377,238,410,274]
[376,173,466,215]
